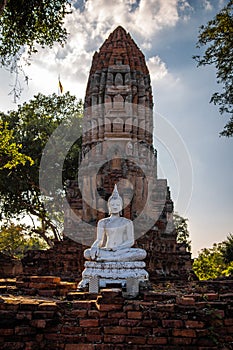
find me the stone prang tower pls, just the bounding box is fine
[65,26,192,280]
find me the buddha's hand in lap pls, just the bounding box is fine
[101,247,117,252]
[90,247,99,260]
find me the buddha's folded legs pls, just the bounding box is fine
[84,247,146,262]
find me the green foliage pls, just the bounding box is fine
[0,223,48,259]
[0,0,72,99]
[174,213,191,252]
[221,233,233,263]
[0,121,33,169]
[0,92,83,244]
[0,0,71,64]
[193,243,226,280]
[193,0,233,136]
[193,240,233,280]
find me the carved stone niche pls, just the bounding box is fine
[115,72,124,86]
[113,94,124,109]
[113,117,124,133]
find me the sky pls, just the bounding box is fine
[0,0,232,257]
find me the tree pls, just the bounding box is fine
[192,243,226,280]
[193,0,233,136]
[0,223,48,259]
[0,92,83,245]
[174,213,191,252]
[0,0,71,98]
[221,233,233,263]
[193,240,233,280]
[0,120,33,169]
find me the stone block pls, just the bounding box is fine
[173,329,196,337]
[38,303,57,311]
[119,319,139,327]
[65,345,95,350]
[125,335,146,344]
[127,311,142,319]
[162,319,183,328]
[126,277,139,297]
[86,334,103,343]
[147,336,167,345]
[185,320,205,328]
[103,335,125,343]
[31,319,46,328]
[89,276,99,293]
[96,303,123,312]
[104,326,131,335]
[79,319,99,327]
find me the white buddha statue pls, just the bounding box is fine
[84,184,146,262]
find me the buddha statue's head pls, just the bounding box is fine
[108,184,123,215]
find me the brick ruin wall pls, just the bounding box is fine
[0,283,233,349]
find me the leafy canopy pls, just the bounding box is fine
[193,235,233,280]
[174,213,191,252]
[194,0,233,136]
[0,92,83,244]
[0,223,48,259]
[0,0,71,64]
[0,0,71,99]
[0,120,33,169]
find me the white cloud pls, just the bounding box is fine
[147,56,168,81]
[0,0,191,110]
[203,0,213,11]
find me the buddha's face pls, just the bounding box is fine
[108,199,123,214]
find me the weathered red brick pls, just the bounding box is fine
[127,311,142,319]
[147,336,167,345]
[79,319,99,327]
[38,302,57,311]
[87,310,103,318]
[85,327,101,334]
[100,318,119,326]
[33,311,55,319]
[86,334,102,343]
[96,303,123,311]
[205,293,219,301]
[71,301,92,309]
[38,290,57,297]
[0,328,14,335]
[15,326,35,335]
[172,337,193,345]
[16,311,33,320]
[19,301,39,311]
[107,311,126,319]
[156,303,175,312]
[224,318,233,326]
[70,309,87,318]
[31,319,46,328]
[227,326,233,334]
[125,336,146,344]
[65,345,94,350]
[104,335,125,343]
[119,318,139,326]
[185,320,205,328]
[173,329,196,337]
[177,297,195,306]
[131,327,151,335]
[162,320,183,328]
[61,326,82,334]
[140,319,159,327]
[104,326,131,335]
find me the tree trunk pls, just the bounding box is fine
[0,0,7,16]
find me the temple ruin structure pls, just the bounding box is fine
[63,26,192,281]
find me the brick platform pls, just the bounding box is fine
[0,283,232,349]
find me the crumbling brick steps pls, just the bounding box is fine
[16,275,77,297]
[0,285,232,349]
